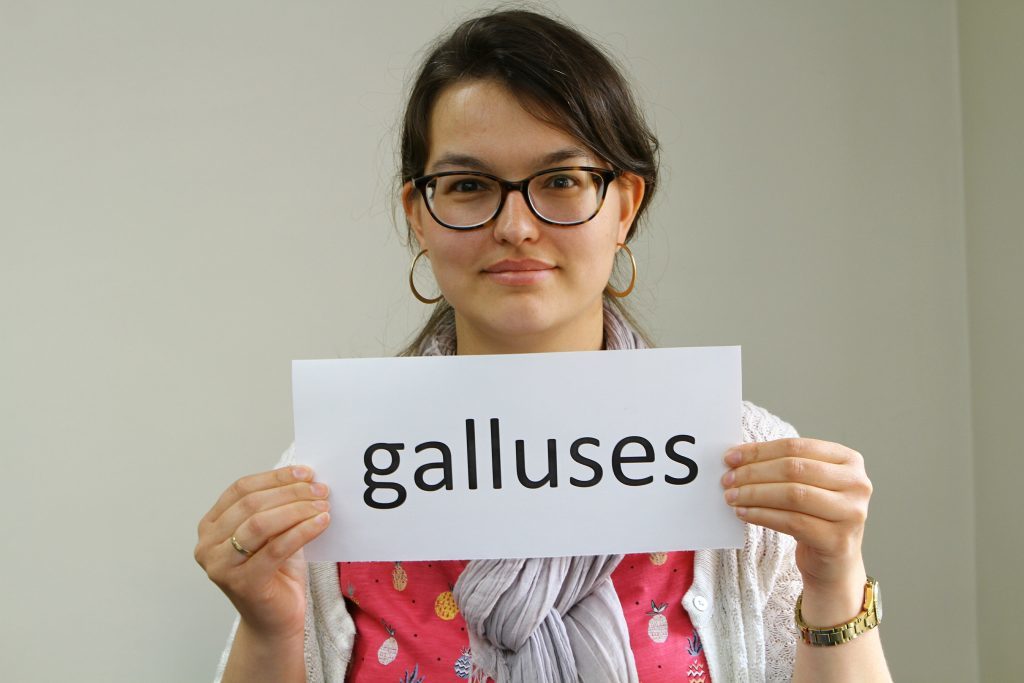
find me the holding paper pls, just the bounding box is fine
[199,10,890,682]
[292,346,744,562]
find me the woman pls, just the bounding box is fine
[196,9,892,682]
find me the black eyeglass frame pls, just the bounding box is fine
[411,166,621,230]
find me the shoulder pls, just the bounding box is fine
[741,400,799,444]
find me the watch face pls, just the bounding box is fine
[873,580,883,622]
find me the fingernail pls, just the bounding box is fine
[735,506,748,518]
[316,512,330,525]
[311,482,328,497]
[292,466,312,480]
[724,449,742,466]
[313,499,329,512]
[721,470,735,487]
[724,488,738,504]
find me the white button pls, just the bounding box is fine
[693,596,708,612]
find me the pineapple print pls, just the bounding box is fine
[377,620,398,665]
[345,582,360,607]
[435,583,459,620]
[687,634,706,682]
[648,551,668,566]
[646,600,669,643]
[392,562,408,591]
[454,647,472,679]
[400,664,425,683]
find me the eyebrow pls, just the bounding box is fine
[428,146,597,174]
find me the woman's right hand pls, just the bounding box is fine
[194,465,331,641]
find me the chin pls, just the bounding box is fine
[489,304,561,338]
[462,296,566,341]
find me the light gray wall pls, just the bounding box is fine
[960,1,1024,680]
[0,1,984,681]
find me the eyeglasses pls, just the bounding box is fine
[412,166,620,230]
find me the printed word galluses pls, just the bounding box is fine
[363,418,699,509]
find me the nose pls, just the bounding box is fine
[491,189,541,245]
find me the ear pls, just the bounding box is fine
[401,181,427,249]
[614,172,646,244]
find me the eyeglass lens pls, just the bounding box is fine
[424,169,607,228]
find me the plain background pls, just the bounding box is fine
[1,1,1020,681]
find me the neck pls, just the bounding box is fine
[454,301,606,355]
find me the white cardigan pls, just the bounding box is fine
[216,401,802,683]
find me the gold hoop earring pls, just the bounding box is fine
[605,243,637,298]
[409,249,443,304]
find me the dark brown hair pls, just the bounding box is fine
[399,8,659,353]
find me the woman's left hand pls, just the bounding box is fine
[721,437,873,592]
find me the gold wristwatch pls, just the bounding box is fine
[795,576,883,646]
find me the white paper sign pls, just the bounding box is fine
[293,346,743,562]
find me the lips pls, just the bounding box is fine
[483,259,555,286]
[484,259,554,273]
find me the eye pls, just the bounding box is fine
[453,179,485,193]
[544,174,579,190]
[436,175,496,195]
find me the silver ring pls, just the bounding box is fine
[230,535,253,557]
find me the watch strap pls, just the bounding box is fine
[795,576,881,646]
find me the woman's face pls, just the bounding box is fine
[402,79,644,353]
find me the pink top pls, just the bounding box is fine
[338,552,710,682]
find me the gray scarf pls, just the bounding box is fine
[417,301,643,683]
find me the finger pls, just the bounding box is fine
[213,480,330,540]
[204,466,315,524]
[721,458,856,492]
[245,511,331,573]
[733,506,862,560]
[724,482,850,522]
[231,499,330,557]
[725,438,860,467]
[733,506,833,545]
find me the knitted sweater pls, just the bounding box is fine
[214,401,802,683]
